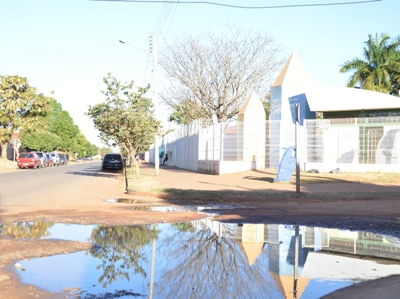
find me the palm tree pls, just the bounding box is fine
[389,66,400,96]
[340,33,400,96]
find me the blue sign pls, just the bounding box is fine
[274,146,296,182]
[288,94,315,126]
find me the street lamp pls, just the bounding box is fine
[119,36,160,176]
[119,40,148,54]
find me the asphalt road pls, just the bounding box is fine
[0,161,126,214]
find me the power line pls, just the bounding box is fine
[152,1,177,37]
[91,0,382,9]
[163,2,179,38]
[0,43,117,57]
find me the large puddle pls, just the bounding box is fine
[1,220,400,298]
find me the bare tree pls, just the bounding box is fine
[153,222,275,299]
[159,25,286,124]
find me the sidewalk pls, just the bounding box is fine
[138,163,400,195]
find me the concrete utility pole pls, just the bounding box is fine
[151,33,159,177]
[295,104,300,194]
[119,36,159,176]
[293,226,300,298]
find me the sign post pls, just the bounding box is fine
[295,104,300,194]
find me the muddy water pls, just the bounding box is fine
[2,220,400,299]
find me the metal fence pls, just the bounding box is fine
[156,116,400,172]
[198,120,243,161]
[304,117,400,165]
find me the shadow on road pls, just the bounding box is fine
[66,165,123,179]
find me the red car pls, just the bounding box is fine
[17,152,42,169]
[45,153,53,167]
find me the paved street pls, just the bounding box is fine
[0,161,124,214]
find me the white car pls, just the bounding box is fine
[50,152,60,166]
[33,151,47,168]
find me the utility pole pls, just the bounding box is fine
[293,226,300,298]
[119,38,158,175]
[295,104,300,194]
[151,33,160,176]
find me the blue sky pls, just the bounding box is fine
[0,0,397,147]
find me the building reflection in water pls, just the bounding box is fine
[195,218,400,299]
[5,219,400,299]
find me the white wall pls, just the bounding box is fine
[304,162,400,173]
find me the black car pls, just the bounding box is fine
[102,153,124,172]
[59,154,68,165]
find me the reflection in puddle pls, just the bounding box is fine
[103,201,251,215]
[0,222,96,242]
[104,198,155,204]
[2,221,400,298]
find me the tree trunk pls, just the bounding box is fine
[0,143,8,161]
[127,148,140,179]
[134,158,140,179]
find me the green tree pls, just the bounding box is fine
[389,61,400,96]
[0,75,53,160]
[340,33,400,96]
[262,91,271,118]
[87,74,161,177]
[20,129,61,152]
[47,101,80,152]
[159,25,285,124]
[168,100,209,125]
[0,222,54,239]
[82,141,98,157]
[100,146,113,157]
[89,225,159,288]
[19,99,90,155]
[69,132,89,158]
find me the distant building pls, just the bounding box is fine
[269,51,400,169]
[150,51,400,174]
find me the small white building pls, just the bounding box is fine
[269,51,400,171]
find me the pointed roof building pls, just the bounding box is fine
[272,51,314,88]
[238,91,265,116]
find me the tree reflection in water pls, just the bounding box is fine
[0,222,54,238]
[154,222,276,299]
[89,225,160,288]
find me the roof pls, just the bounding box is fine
[238,91,265,115]
[271,51,314,88]
[238,241,264,266]
[269,271,309,299]
[297,86,400,112]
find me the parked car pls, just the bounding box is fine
[45,153,53,167]
[59,154,67,165]
[33,151,47,168]
[50,152,60,166]
[101,153,124,172]
[17,152,42,169]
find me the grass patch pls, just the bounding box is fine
[297,171,399,184]
[125,170,162,193]
[244,171,400,184]
[126,168,400,201]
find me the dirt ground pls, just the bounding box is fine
[1,161,400,298]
